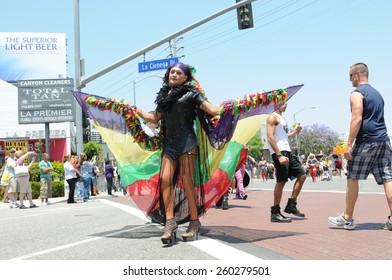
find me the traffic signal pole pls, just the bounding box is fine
[79,0,255,87]
[74,0,83,154]
[74,0,255,153]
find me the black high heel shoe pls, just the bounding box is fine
[161,218,178,245]
[182,219,201,242]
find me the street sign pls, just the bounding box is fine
[138,57,179,73]
[17,78,75,124]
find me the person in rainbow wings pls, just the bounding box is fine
[74,62,303,245]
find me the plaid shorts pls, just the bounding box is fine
[347,141,392,185]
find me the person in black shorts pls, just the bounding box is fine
[266,103,307,223]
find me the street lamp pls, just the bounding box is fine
[132,74,163,106]
[293,106,316,157]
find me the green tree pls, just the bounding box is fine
[247,134,263,161]
[83,141,104,160]
[291,123,340,158]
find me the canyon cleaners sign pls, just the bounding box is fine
[17,78,75,124]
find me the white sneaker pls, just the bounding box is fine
[382,216,392,230]
[46,201,52,205]
[41,202,48,206]
[84,199,92,203]
[328,213,356,230]
[9,203,19,208]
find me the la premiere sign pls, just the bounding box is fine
[17,78,75,124]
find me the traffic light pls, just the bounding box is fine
[236,0,254,30]
[82,111,91,143]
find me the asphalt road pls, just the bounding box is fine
[0,174,388,279]
[0,174,383,260]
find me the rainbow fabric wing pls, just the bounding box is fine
[73,84,303,220]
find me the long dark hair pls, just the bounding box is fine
[162,63,193,85]
[155,63,195,113]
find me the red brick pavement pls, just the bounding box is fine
[201,189,392,260]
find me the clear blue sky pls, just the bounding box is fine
[1,0,391,137]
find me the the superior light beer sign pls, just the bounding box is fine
[0,32,67,81]
[17,78,75,124]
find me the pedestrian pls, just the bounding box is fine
[215,189,230,210]
[136,62,221,244]
[325,156,333,181]
[90,158,99,196]
[6,149,20,208]
[246,154,256,181]
[234,166,248,200]
[113,161,119,193]
[334,157,343,177]
[259,157,268,181]
[234,150,250,200]
[306,153,317,182]
[328,62,392,231]
[267,161,275,179]
[63,155,80,204]
[79,153,96,203]
[105,160,115,196]
[1,156,10,203]
[13,150,38,209]
[76,63,303,244]
[266,102,306,223]
[116,168,127,196]
[72,155,82,199]
[39,153,54,206]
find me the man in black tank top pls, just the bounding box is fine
[329,63,392,231]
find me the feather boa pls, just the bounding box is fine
[83,88,287,150]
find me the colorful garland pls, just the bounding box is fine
[83,88,287,151]
[218,88,287,117]
[83,95,164,151]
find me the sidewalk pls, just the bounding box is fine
[0,189,120,209]
[201,185,392,260]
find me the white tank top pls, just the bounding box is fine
[268,112,291,154]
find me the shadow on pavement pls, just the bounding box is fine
[201,226,305,244]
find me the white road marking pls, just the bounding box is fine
[99,199,150,222]
[10,198,263,261]
[189,239,263,261]
[101,199,263,260]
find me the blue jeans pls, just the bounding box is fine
[82,176,92,201]
[75,181,82,198]
[106,177,113,195]
[119,179,127,195]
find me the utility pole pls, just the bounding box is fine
[74,0,84,154]
[132,75,163,106]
